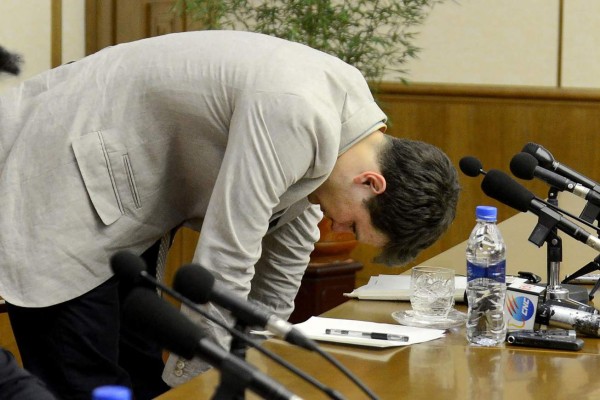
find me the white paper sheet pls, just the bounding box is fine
[344,274,467,301]
[293,316,445,348]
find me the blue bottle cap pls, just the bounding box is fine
[475,205,497,221]
[92,386,132,400]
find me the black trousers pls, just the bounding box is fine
[7,242,171,400]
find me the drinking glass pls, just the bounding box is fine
[410,266,455,319]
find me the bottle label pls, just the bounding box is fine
[467,260,506,283]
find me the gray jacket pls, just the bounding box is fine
[0,30,386,383]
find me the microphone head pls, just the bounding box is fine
[521,142,538,154]
[481,169,535,213]
[173,264,216,304]
[521,142,555,169]
[122,287,202,359]
[510,152,538,180]
[110,250,147,285]
[459,156,484,177]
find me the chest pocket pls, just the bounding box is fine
[72,129,141,226]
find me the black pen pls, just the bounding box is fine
[325,328,409,342]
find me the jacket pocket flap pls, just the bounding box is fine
[72,130,124,225]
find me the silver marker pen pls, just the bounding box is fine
[325,328,409,341]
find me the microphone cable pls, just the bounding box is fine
[111,251,347,400]
[124,287,301,400]
[173,263,381,400]
[296,338,379,400]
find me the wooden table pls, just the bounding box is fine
[157,299,600,399]
[158,194,600,399]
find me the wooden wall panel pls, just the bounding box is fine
[115,0,184,43]
[86,0,203,55]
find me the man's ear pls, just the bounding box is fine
[353,172,386,194]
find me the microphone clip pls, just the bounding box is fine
[580,201,600,225]
[529,206,562,247]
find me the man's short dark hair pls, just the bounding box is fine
[0,46,23,76]
[366,136,460,266]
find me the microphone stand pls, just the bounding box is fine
[212,320,249,400]
[528,189,592,311]
[543,189,570,301]
[561,187,600,301]
[562,255,600,301]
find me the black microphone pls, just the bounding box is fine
[522,142,600,190]
[172,264,379,399]
[110,251,346,400]
[511,152,600,206]
[459,156,486,177]
[110,250,149,286]
[510,153,600,232]
[122,287,302,400]
[173,264,318,352]
[481,169,600,251]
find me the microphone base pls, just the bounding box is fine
[547,283,590,305]
[546,286,570,300]
[519,283,590,307]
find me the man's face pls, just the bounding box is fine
[308,128,389,248]
[312,187,388,248]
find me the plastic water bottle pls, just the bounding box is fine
[92,386,132,400]
[466,205,507,346]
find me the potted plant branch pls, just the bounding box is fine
[175,0,444,85]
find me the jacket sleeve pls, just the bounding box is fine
[192,91,337,301]
[162,205,323,387]
[162,92,337,387]
[248,203,322,319]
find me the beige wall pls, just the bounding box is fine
[2,1,600,91]
[389,0,600,89]
[0,0,51,93]
[0,0,85,93]
[399,0,560,86]
[62,0,86,64]
[562,0,600,88]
